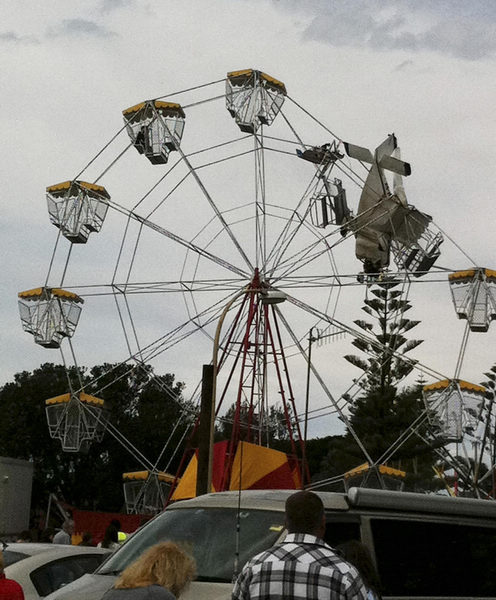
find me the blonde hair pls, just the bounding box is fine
[114,542,196,597]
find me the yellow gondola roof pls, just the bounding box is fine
[423,379,486,395]
[18,287,84,303]
[122,100,185,118]
[122,470,175,483]
[46,180,110,199]
[449,268,496,282]
[227,69,287,94]
[344,462,406,479]
[45,392,104,406]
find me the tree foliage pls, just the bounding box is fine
[327,284,438,491]
[0,363,193,512]
[218,402,290,445]
[344,286,422,394]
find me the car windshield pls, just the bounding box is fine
[98,507,284,582]
[2,550,29,567]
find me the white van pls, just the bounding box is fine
[46,487,496,599]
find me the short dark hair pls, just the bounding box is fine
[285,490,324,534]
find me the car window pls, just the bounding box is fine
[30,554,106,597]
[324,516,361,548]
[371,518,496,597]
[2,550,29,567]
[98,507,284,582]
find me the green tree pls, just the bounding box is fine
[218,402,290,445]
[0,362,192,512]
[331,284,437,491]
[344,285,422,394]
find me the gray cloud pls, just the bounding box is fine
[413,0,496,22]
[0,30,38,44]
[100,0,134,12]
[0,31,21,41]
[395,59,414,72]
[49,18,117,39]
[271,0,496,60]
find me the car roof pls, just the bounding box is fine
[165,487,496,519]
[3,543,111,558]
[3,542,111,570]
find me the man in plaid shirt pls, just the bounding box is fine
[232,490,368,600]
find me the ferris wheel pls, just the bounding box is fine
[17,69,496,504]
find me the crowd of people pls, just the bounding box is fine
[0,491,382,599]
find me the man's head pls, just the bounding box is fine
[63,519,74,534]
[285,490,325,537]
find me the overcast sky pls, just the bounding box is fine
[1,0,496,442]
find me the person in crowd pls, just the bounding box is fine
[39,527,55,543]
[111,519,128,544]
[15,531,31,543]
[102,541,196,599]
[53,519,74,545]
[232,490,368,600]
[98,524,120,550]
[0,550,25,600]
[78,531,95,547]
[337,540,382,600]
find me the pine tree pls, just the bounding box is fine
[344,284,423,393]
[336,283,437,491]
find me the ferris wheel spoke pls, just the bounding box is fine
[114,287,238,367]
[263,181,320,278]
[105,198,248,278]
[274,306,375,465]
[270,220,352,283]
[271,240,338,286]
[174,145,254,272]
[284,292,448,382]
[69,278,248,297]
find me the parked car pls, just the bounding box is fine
[46,487,496,599]
[3,542,111,599]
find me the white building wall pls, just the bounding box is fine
[0,456,33,535]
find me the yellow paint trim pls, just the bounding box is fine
[423,379,485,395]
[18,287,44,299]
[260,71,287,93]
[458,380,486,394]
[122,100,185,118]
[19,287,83,302]
[449,268,496,283]
[423,379,451,392]
[45,392,104,406]
[227,69,253,79]
[122,470,175,483]
[227,69,287,94]
[51,288,84,303]
[79,393,105,406]
[46,180,109,198]
[449,269,476,281]
[344,462,406,479]
[45,393,71,405]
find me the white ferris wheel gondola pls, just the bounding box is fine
[18,287,84,348]
[123,100,186,165]
[46,180,110,244]
[226,69,287,133]
[423,379,486,443]
[122,470,175,515]
[449,268,496,332]
[45,392,108,453]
